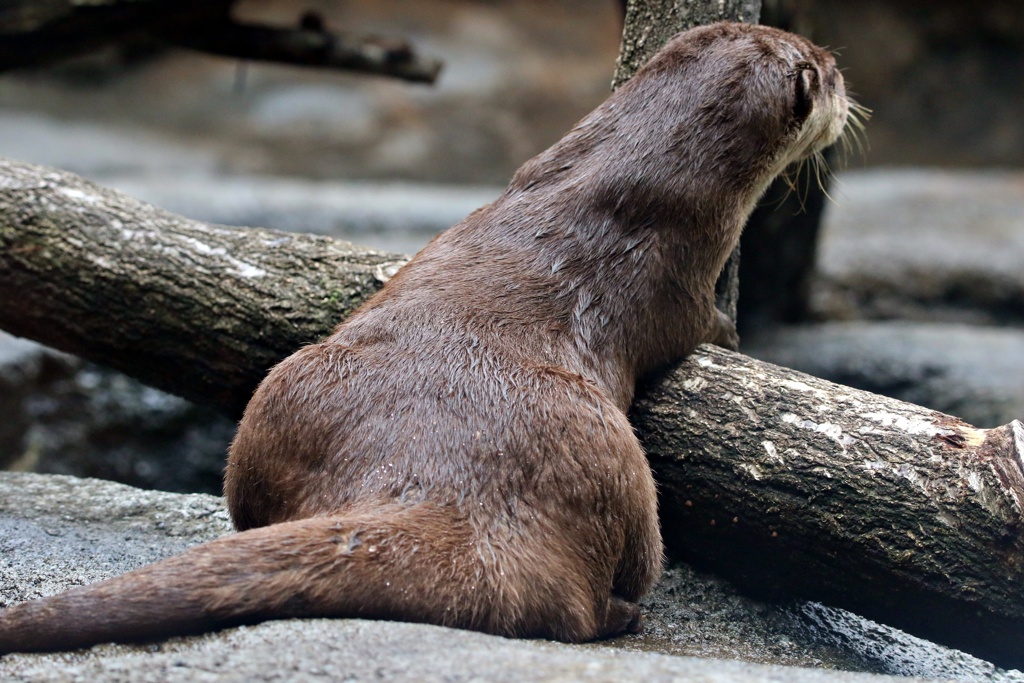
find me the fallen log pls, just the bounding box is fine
[1,158,1023,668]
[0,158,406,415]
[633,348,1024,668]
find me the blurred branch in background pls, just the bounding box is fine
[0,0,442,83]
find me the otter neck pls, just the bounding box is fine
[487,185,744,411]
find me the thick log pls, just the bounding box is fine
[634,348,1024,668]
[0,158,406,416]
[2,159,1024,667]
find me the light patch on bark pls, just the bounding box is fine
[761,440,783,463]
[56,186,101,204]
[893,463,924,490]
[232,262,267,278]
[178,236,222,256]
[171,236,267,278]
[1012,420,1024,459]
[783,414,853,455]
[740,462,763,481]
[859,411,954,438]
[682,376,708,392]
[962,469,1014,523]
[779,379,824,396]
[119,227,160,242]
[86,253,115,270]
[374,261,407,283]
[694,353,718,368]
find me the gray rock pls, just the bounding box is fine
[0,332,233,494]
[0,334,69,470]
[743,321,1024,428]
[816,169,1024,326]
[1,472,1020,683]
[0,113,223,180]
[0,620,938,683]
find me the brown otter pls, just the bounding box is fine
[0,22,850,652]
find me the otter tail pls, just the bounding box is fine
[0,503,627,653]
[0,504,475,653]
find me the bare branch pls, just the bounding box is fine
[0,1,441,83]
[156,17,442,84]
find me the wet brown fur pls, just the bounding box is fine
[0,23,849,653]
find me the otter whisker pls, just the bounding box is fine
[798,158,814,212]
[813,150,839,204]
[770,164,802,211]
[836,99,871,164]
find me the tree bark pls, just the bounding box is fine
[613,0,761,87]
[2,158,1024,667]
[634,348,1024,669]
[0,159,407,416]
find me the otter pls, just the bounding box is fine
[0,22,850,653]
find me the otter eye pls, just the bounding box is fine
[792,66,817,124]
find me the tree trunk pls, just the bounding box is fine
[616,1,836,337]
[736,3,837,336]
[1,158,1023,667]
[613,0,761,87]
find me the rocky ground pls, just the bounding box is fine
[1,472,1018,682]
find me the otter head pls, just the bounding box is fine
[609,23,854,213]
[756,28,852,173]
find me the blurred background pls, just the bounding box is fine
[1,0,1023,493]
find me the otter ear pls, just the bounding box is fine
[792,66,817,124]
